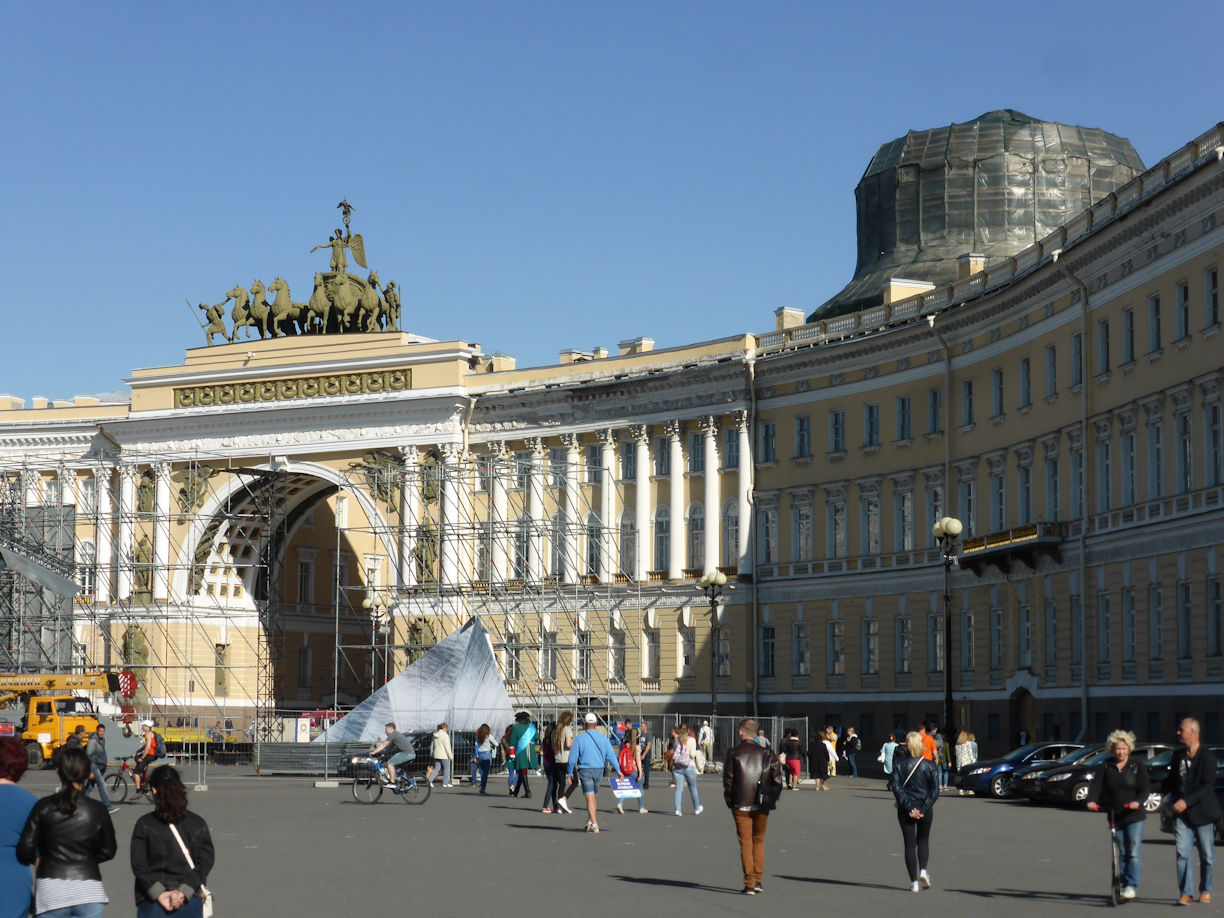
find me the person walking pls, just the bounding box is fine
[843,727,862,777]
[472,724,497,794]
[672,724,703,816]
[889,731,940,892]
[823,728,839,782]
[17,747,117,918]
[808,730,830,791]
[615,727,647,815]
[1086,729,1150,901]
[509,712,539,800]
[1162,717,1220,905]
[541,722,557,813]
[565,713,622,834]
[698,720,714,763]
[0,738,37,918]
[130,765,215,918]
[780,729,804,790]
[723,717,784,895]
[954,730,978,796]
[553,712,577,814]
[84,725,118,814]
[638,722,653,790]
[426,722,454,787]
[879,733,900,788]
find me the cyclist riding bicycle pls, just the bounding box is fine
[369,722,414,786]
[133,720,165,794]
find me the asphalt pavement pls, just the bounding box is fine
[14,767,1197,916]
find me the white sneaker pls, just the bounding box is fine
[910,881,921,893]
[558,798,572,814]
[616,801,624,814]
[919,870,931,889]
[674,809,682,816]
[639,807,648,814]
[694,805,704,815]
[1121,887,1136,900]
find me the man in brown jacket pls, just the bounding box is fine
[723,717,783,895]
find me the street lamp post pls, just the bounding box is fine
[931,517,963,738]
[698,570,729,721]
[362,592,391,690]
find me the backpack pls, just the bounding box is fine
[618,743,636,775]
[154,733,166,758]
[673,739,692,768]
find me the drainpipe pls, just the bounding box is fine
[925,316,953,500]
[1052,248,1091,742]
[745,350,760,718]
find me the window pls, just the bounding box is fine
[928,614,944,673]
[584,514,601,575]
[927,388,942,434]
[79,478,96,514]
[895,617,912,673]
[618,512,635,576]
[653,507,669,571]
[550,515,566,578]
[990,470,1005,531]
[991,369,1004,417]
[642,629,659,680]
[619,441,635,481]
[1176,282,1191,340]
[1207,268,1220,328]
[512,518,529,579]
[678,625,695,678]
[1176,413,1193,494]
[721,502,738,568]
[794,416,811,458]
[1044,601,1057,670]
[77,542,96,596]
[1070,448,1083,518]
[961,611,975,671]
[550,448,567,486]
[862,619,879,675]
[1046,456,1060,522]
[1148,421,1164,499]
[1121,431,1136,505]
[1045,344,1057,397]
[1096,440,1112,513]
[1019,605,1032,668]
[926,485,943,546]
[585,444,602,484]
[990,608,1003,670]
[297,555,315,604]
[829,410,846,453]
[688,432,704,473]
[1147,295,1162,352]
[793,623,811,676]
[1149,585,1163,660]
[1097,319,1110,375]
[1018,465,1032,526]
[864,404,880,447]
[861,496,880,554]
[541,630,558,682]
[297,644,312,689]
[1122,590,1136,662]
[760,422,777,463]
[511,451,529,490]
[896,397,911,441]
[792,504,812,561]
[1097,594,1111,662]
[894,491,914,551]
[724,427,738,470]
[1209,403,1223,486]
[1177,582,1192,659]
[827,501,846,558]
[957,478,976,537]
[654,437,670,476]
[1122,308,1135,364]
[759,507,778,563]
[1019,358,1031,408]
[961,380,974,427]
[575,631,592,684]
[716,630,731,677]
[1208,579,1222,658]
[827,621,845,675]
[609,630,626,682]
[688,504,704,569]
[1071,333,1083,387]
[477,456,494,492]
[1070,595,1083,665]
[760,625,776,678]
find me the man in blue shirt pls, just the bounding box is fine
[566,713,623,834]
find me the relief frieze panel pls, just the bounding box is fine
[173,368,412,408]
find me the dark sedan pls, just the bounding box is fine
[956,742,1085,798]
[1034,743,1173,806]
[1012,745,1101,801]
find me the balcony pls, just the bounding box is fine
[959,522,1065,576]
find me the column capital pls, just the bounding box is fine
[598,428,617,448]
[439,442,462,463]
[397,445,419,466]
[700,415,719,437]
[734,409,750,432]
[117,462,138,483]
[630,424,650,445]
[664,420,683,441]
[561,432,582,452]
[525,436,548,458]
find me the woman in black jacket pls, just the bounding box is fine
[889,731,940,893]
[17,747,117,917]
[131,765,215,918]
[1086,730,1149,901]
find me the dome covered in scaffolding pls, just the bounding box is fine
[810,110,1145,319]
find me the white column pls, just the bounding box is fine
[527,437,546,582]
[633,425,650,582]
[666,420,684,580]
[60,466,76,507]
[563,434,581,582]
[736,409,752,574]
[702,416,719,576]
[94,466,113,605]
[489,443,509,584]
[398,449,418,590]
[439,444,461,588]
[600,429,616,582]
[116,464,135,601]
[153,463,171,602]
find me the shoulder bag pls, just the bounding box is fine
[169,823,214,918]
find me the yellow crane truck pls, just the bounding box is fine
[0,672,122,767]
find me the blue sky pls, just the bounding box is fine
[3,1,1218,400]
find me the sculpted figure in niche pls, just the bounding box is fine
[133,535,153,595]
[136,470,156,513]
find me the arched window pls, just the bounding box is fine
[687,503,704,569]
[654,506,670,572]
[77,541,96,596]
[585,513,601,576]
[619,510,636,576]
[721,501,738,568]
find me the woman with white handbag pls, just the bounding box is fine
[130,766,215,917]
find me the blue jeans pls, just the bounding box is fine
[1117,819,1145,889]
[641,759,651,789]
[847,753,858,777]
[476,753,491,791]
[137,897,204,918]
[85,763,112,808]
[543,762,558,806]
[577,767,602,795]
[1174,818,1215,897]
[938,764,949,787]
[673,765,700,812]
[430,757,451,784]
[39,904,106,918]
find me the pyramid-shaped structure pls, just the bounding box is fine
[315,616,514,743]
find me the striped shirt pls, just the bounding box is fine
[34,877,108,914]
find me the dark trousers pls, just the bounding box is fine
[732,809,769,889]
[560,767,580,800]
[512,768,531,796]
[897,808,933,882]
[550,763,568,807]
[641,758,652,789]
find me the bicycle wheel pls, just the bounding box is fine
[107,772,131,804]
[352,776,383,805]
[398,775,431,805]
[1109,827,1123,906]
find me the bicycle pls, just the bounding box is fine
[105,755,151,805]
[349,755,431,805]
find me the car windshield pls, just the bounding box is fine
[1001,743,1047,763]
[1082,750,1116,766]
[1148,750,1174,768]
[1056,746,1099,764]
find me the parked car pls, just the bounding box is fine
[1012,745,1101,801]
[956,742,1085,798]
[1035,743,1173,806]
[1156,746,1224,840]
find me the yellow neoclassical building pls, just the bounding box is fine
[2,112,1221,752]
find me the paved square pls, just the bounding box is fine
[16,767,1195,916]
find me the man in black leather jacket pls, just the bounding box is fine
[1163,717,1220,905]
[723,717,782,895]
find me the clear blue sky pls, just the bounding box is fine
[3,1,1218,400]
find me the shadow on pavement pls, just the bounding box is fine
[504,822,576,832]
[609,876,736,894]
[948,888,1100,906]
[775,874,900,893]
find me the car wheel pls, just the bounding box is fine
[1072,782,1090,804]
[990,774,1011,798]
[1143,792,1162,813]
[25,742,44,769]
